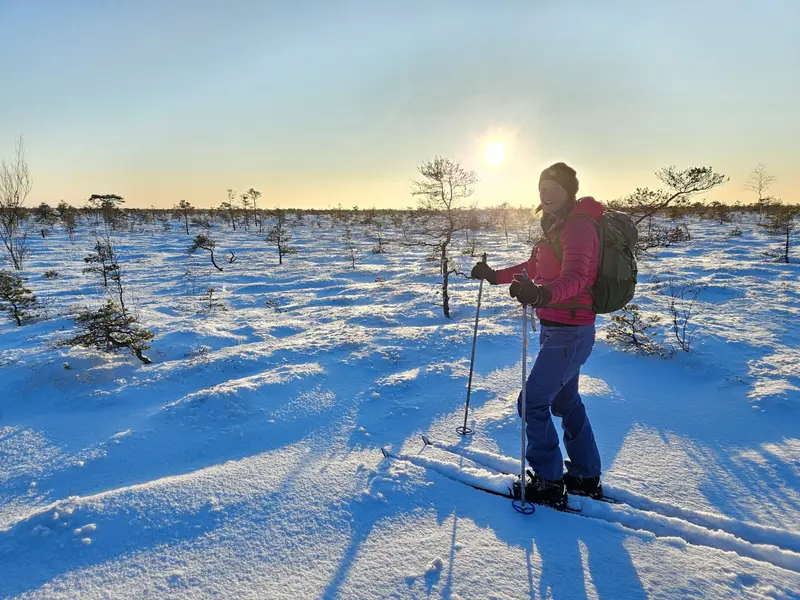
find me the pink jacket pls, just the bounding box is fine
[495,196,603,325]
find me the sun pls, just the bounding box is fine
[484,141,505,166]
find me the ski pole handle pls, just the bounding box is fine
[520,268,536,332]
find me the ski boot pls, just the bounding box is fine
[513,469,568,509]
[563,471,604,500]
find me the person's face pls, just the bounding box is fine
[538,180,571,214]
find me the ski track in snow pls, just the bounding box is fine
[422,438,800,556]
[1,215,799,599]
[388,447,800,574]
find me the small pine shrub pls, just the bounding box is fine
[63,300,154,364]
[0,272,41,326]
[188,234,224,271]
[203,288,227,313]
[605,304,665,356]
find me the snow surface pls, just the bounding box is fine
[1,215,799,599]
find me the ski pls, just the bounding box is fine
[380,447,583,514]
[380,448,515,499]
[420,435,619,505]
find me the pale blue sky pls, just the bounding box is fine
[1,1,798,208]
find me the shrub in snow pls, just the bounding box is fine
[183,266,199,296]
[0,271,41,326]
[83,233,132,317]
[56,201,78,242]
[371,217,387,254]
[188,233,224,271]
[759,203,798,264]
[190,216,212,230]
[461,236,479,257]
[264,298,282,312]
[705,201,732,224]
[490,202,512,244]
[266,209,297,265]
[63,299,154,364]
[662,279,707,353]
[83,239,120,288]
[729,226,743,237]
[203,287,227,312]
[341,226,359,270]
[636,223,691,257]
[43,270,60,279]
[605,304,665,356]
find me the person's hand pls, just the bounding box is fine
[509,275,551,307]
[470,261,497,285]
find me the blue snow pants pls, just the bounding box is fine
[516,323,601,481]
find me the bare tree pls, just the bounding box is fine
[0,136,32,270]
[663,279,707,352]
[410,156,477,318]
[617,166,728,225]
[744,163,776,213]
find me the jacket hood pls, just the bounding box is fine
[542,196,604,233]
[570,196,604,219]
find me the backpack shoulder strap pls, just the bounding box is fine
[547,213,601,263]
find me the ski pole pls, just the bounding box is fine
[513,268,535,514]
[457,252,487,436]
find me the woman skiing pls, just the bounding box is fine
[471,162,604,508]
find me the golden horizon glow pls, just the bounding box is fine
[484,142,506,166]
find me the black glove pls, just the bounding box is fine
[471,261,497,285]
[509,274,552,307]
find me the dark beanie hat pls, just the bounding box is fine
[539,162,579,198]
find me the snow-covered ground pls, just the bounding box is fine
[1,215,798,599]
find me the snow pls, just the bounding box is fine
[1,214,799,599]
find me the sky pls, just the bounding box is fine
[1,0,798,209]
